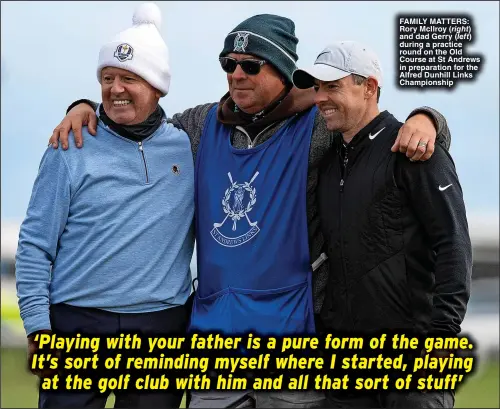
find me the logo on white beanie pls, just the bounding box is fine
[114,44,134,62]
[97,3,171,96]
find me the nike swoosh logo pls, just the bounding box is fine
[369,127,385,140]
[439,184,453,191]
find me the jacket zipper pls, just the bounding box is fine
[102,123,153,184]
[236,123,277,149]
[138,142,149,183]
[339,145,356,330]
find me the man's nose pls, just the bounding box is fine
[111,78,125,94]
[231,64,247,81]
[314,89,328,106]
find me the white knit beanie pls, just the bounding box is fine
[96,3,170,96]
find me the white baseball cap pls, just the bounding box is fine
[293,41,383,89]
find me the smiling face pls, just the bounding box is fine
[226,53,285,115]
[313,75,369,134]
[100,67,162,125]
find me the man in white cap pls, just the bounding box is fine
[293,41,472,408]
[15,4,194,408]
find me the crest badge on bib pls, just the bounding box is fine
[114,43,134,62]
[211,171,260,247]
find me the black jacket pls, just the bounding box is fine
[318,111,472,336]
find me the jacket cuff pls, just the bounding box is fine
[66,99,98,115]
[427,326,459,338]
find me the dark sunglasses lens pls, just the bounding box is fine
[241,61,261,75]
[220,58,237,73]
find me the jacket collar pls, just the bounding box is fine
[334,110,392,151]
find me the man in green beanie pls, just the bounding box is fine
[49,13,452,408]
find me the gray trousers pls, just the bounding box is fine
[188,390,327,408]
[325,390,455,408]
[188,388,454,408]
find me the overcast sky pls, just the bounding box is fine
[1,1,498,223]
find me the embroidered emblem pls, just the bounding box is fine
[114,43,134,62]
[233,32,249,53]
[211,171,260,247]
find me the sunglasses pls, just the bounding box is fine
[219,57,267,75]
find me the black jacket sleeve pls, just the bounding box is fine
[66,99,98,114]
[396,145,473,336]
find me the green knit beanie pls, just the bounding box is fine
[220,14,299,83]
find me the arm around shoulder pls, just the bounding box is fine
[407,106,451,151]
[49,100,98,150]
[66,99,99,115]
[168,102,218,159]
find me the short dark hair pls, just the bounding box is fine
[351,74,380,103]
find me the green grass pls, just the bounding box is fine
[1,348,498,408]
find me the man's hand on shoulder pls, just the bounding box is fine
[391,113,437,162]
[49,102,97,150]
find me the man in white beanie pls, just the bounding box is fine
[16,3,194,408]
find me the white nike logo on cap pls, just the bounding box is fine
[369,127,385,140]
[439,184,453,191]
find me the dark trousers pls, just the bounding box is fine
[325,390,455,408]
[38,302,189,408]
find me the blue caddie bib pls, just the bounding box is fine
[189,105,317,336]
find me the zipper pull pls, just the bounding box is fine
[138,142,143,151]
[340,179,344,192]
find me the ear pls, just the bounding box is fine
[155,90,163,99]
[365,77,378,100]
